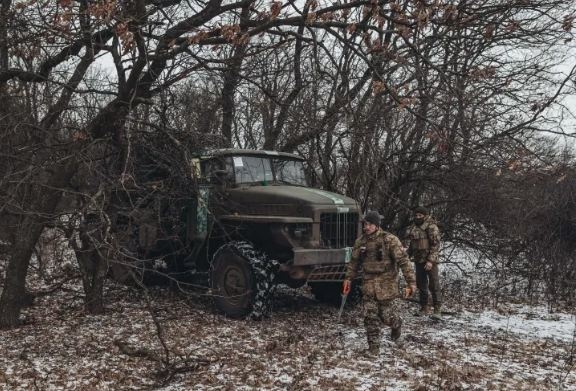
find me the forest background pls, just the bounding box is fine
[1,0,576,346]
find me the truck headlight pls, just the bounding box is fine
[290,224,312,240]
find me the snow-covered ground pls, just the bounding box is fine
[0,283,574,390]
[1,238,574,390]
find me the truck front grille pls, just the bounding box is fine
[320,212,358,248]
[307,265,347,281]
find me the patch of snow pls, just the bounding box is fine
[453,305,576,342]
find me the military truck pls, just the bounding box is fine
[110,149,361,318]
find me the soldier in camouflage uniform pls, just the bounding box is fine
[404,206,442,317]
[342,211,416,356]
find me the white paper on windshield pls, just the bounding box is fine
[233,157,244,167]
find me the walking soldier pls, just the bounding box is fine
[342,211,416,356]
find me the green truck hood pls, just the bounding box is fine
[226,185,358,207]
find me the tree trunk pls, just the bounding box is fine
[0,161,76,329]
[220,4,250,146]
[75,220,109,314]
[77,248,106,314]
[0,221,41,327]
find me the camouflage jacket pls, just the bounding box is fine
[404,215,441,264]
[345,228,416,300]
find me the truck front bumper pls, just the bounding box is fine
[292,247,352,266]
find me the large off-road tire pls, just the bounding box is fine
[210,241,278,319]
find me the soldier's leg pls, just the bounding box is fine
[428,263,442,312]
[363,294,381,354]
[379,299,403,341]
[415,262,430,310]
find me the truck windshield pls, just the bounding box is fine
[233,156,273,184]
[231,155,307,186]
[272,158,307,186]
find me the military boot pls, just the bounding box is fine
[361,343,380,358]
[391,322,404,346]
[430,305,442,320]
[415,305,431,316]
[364,332,381,357]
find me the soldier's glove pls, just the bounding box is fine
[424,261,433,271]
[404,284,416,298]
[342,279,351,295]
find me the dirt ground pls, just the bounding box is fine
[0,281,574,391]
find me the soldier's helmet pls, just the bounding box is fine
[362,210,381,226]
[413,206,429,215]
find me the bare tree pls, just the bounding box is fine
[1,0,448,328]
[1,0,575,329]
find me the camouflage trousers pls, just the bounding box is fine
[362,295,402,349]
[415,262,442,308]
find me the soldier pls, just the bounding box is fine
[404,206,442,318]
[342,211,416,356]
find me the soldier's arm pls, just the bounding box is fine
[389,236,416,286]
[345,238,362,280]
[426,223,441,264]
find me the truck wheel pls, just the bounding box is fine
[210,241,278,319]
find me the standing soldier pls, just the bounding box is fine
[342,211,416,356]
[404,206,442,318]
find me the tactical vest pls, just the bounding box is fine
[409,223,430,250]
[359,231,396,276]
